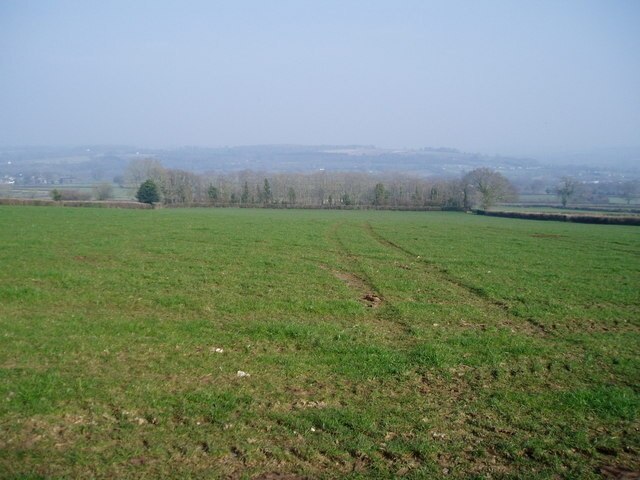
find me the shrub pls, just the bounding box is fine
[50,189,91,201]
[92,182,114,200]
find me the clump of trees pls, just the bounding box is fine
[50,185,114,201]
[517,175,640,207]
[50,189,92,201]
[373,183,387,206]
[125,158,517,209]
[576,179,639,205]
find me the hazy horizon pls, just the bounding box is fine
[1,1,639,159]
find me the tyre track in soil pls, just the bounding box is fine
[323,221,384,309]
[323,221,415,337]
[327,221,542,474]
[362,221,549,336]
[322,225,550,474]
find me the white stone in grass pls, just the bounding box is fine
[211,347,224,353]
[236,370,250,378]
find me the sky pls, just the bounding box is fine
[1,0,639,156]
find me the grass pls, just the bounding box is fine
[0,206,638,479]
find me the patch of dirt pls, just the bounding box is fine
[331,269,366,290]
[320,264,384,308]
[292,399,328,410]
[362,293,382,308]
[394,262,412,270]
[252,473,307,480]
[600,465,640,479]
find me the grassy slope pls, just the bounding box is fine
[0,207,638,479]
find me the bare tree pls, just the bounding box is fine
[462,168,517,210]
[118,159,502,209]
[555,177,579,207]
[124,158,165,187]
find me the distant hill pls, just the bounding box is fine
[535,147,640,168]
[0,145,637,184]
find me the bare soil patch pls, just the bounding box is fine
[362,293,382,307]
[252,474,307,480]
[319,264,384,308]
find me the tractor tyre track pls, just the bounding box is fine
[324,221,416,336]
[362,222,549,336]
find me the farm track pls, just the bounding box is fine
[362,221,549,337]
[325,221,383,302]
[324,221,416,337]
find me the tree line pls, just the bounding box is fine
[128,158,517,210]
[552,177,638,207]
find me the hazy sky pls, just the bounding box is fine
[1,0,639,155]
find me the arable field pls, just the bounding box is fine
[0,206,638,479]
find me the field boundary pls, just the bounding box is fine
[501,203,640,214]
[0,198,463,212]
[165,202,459,212]
[476,209,640,225]
[0,198,153,209]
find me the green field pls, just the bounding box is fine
[0,206,638,479]
[0,184,136,201]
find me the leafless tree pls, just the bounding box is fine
[462,168,517,210]
[555,177,579,207]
